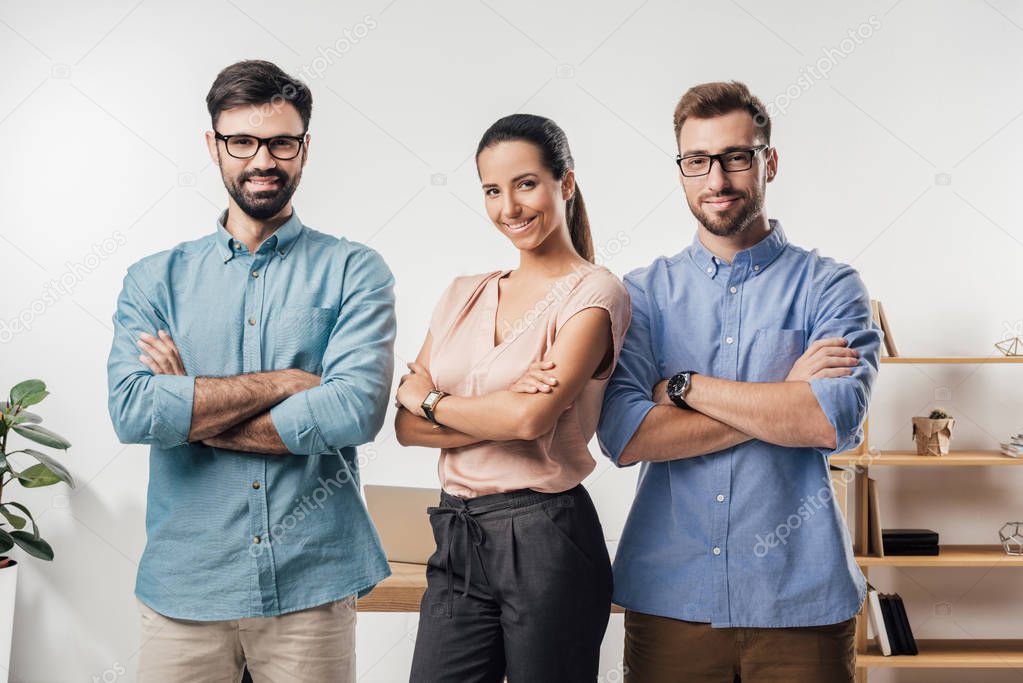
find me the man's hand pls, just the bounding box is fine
[785,338,859,382]
[510,360,559,394]
[138,330,186,376]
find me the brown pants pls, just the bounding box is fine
[624,610,856,683]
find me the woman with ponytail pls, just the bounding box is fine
[395,114,630,682]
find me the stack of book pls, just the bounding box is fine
[867,586,918,656]
[883,529,939,556]
[1001,431,1023,458]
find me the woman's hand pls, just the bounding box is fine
[510,360,559,394]
[396,361,436,418]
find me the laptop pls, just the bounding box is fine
[364,485,440,564]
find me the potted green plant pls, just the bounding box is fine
[1,380,74,683]
[912,407,955,456]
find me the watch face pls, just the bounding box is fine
[424,392,439,408]
[666,374,686,398]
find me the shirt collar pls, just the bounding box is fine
[216,209,303,263]
[690,218,787,280]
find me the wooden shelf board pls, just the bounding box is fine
[358,562,625,613]
[881,356,1023,364]
[858,639,1023,668]
[830,450,1022,467]
[856,545,1023,567]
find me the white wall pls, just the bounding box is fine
[2,1,1022,681]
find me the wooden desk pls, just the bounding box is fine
[358,562,624,613]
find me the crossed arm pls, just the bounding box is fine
[393,307,613,447]
[618,339,857,465]
[135,330,316,453]
[600,269,878,467]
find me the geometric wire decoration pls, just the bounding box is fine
[1000,522,1023,555]
[995,336,1023,356]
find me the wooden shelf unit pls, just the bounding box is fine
[829,355,1023,680]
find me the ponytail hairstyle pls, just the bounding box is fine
[475,114,594,263]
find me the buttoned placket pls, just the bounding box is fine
[232,236,281,615]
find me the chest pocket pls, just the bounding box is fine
[277,306,336,373]
[748,328,805,382]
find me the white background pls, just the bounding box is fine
[2,1,1023,681]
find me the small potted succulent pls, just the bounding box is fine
[912,407,955,456]
[1,380,74,683]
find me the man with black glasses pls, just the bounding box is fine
[598,81,879,682]
[106,60,395,682]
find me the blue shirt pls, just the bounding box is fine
[107,210,395,620]
[597,220,878,628]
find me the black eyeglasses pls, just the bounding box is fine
[214,132,306,160]
[676,145,768,177]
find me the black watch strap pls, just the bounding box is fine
[666,371,697,410]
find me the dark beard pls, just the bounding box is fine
[690,187,764,238]
[224,168,300,220]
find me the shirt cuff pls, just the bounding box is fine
[270,391,329,455]
[808,377,864,457]
[600,398,657,467]
[151,375,196,448]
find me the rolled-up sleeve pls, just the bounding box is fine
[807,265,882,456]
[270,246,396,455]
[597,276,659,467]
[107,268,196,448]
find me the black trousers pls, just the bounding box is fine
[409,484,613,683]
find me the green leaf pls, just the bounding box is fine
[10,380,47,409]
[16,463,62,488]
[0,402,42,425]
[10,531,52,560]
[19,449,73,488]
[2,502,37,539]
[0,506,25,530]
[0,529,13,554]
[12,424,70,450]
[10,411,42,425]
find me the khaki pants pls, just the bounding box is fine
[137,596,356,683]
[624,610,856,683]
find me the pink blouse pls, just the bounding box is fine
[427,264,631,497]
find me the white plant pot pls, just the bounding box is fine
[0,562,16,683]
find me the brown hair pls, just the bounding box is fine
[672,80,770,147]
[206,60,313,131]
[476,114,594,263]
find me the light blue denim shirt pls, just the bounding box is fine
[107,210,395,620]
[598,220,878,628]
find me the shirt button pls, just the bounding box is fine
[753,265,760,271]
[247,318,256,326]
[235,243,241,250]
[252,481,261,489]
[253,535,261,544]
[716,494,725,502]
[712,546,722,555]
[278,249,285,256]
[251,271,259,278]
[729,286,737,294]
[706,266,713,273]
[725,336,734,344]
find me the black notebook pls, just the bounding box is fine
[890,594,919,655]
[882,528,939,545]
